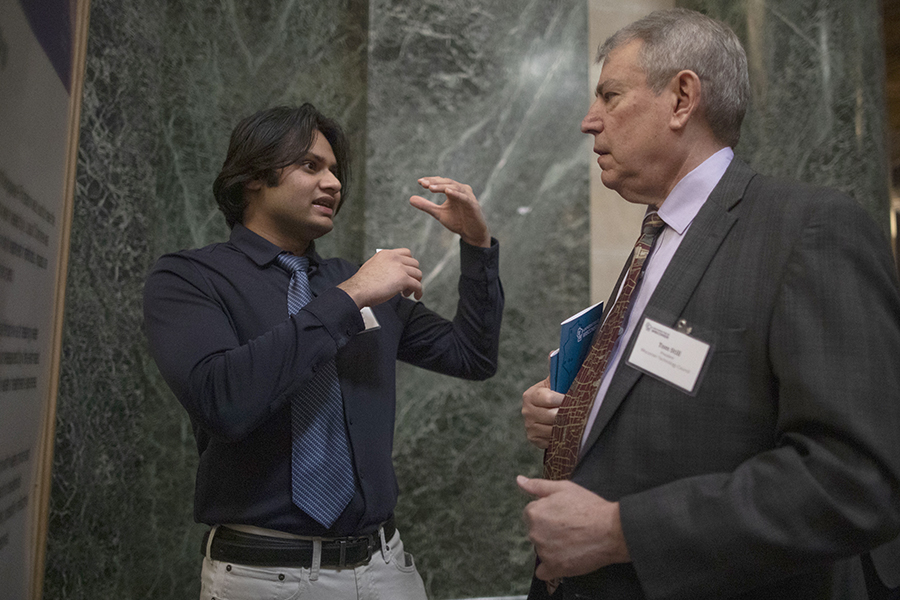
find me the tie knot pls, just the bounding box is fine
[275,252,309,275]
[642,212,665,236]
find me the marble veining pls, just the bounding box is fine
[367,1,590,596]
[46,0,889,598]
[681,0,889,225]
[47,0,367,598]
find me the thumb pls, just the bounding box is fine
[517,475,562,498]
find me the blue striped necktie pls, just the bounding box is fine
[275,252,355,528]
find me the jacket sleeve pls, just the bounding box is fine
[620,193,900,599]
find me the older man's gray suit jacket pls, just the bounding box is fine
[557,158,900,600]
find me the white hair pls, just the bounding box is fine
[598,8,750,147]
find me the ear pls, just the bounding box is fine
[668,70,702,131]
[245,178,264,191]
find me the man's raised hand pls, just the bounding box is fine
[410,177,491,248]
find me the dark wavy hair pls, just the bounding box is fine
[213,104,351,229]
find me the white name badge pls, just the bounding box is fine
[626,317,712,395]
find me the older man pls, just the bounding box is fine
[519,9,900,600]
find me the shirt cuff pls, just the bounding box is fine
[303,286,365,349]
[459,237,499,281]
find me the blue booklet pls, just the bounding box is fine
[549,301,604,393]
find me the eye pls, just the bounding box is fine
[603,91,617,102]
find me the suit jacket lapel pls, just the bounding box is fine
[578,159,757,460]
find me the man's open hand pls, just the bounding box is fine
[410,177,491,248]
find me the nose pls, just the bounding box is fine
[321,169,341,193]
[581,99,603,134]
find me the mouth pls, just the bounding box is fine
[312,197,337,215]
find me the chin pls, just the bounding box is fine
[599,171,621,193]
[300,221,334,242]
[312,224,334,239]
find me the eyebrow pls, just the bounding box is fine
[302,151,338,170]
[595,79,622,98]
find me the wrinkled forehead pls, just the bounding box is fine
[597,40,650,87]
[600,39,645,70]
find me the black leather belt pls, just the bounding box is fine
[201,517,396,568]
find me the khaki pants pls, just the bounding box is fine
[199,527,427,600]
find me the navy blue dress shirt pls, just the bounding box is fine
[143,224,503,536]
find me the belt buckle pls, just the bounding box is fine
[337,536,373,568]
[365,536,373,564]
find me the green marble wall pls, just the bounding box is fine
[679,0,890,225]
[46,0,369,598]
[366,2,589,596]
[47,0,587,598]
[47,0,891,598]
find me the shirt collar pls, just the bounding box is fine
[229,224,322,268]
[657,146,734,235]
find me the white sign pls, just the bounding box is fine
[0,0,87,597]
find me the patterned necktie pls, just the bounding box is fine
[543,212,666,480]
[275,253,355,528]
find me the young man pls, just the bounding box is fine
[519,9,900,599]
[143,104,503,599]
